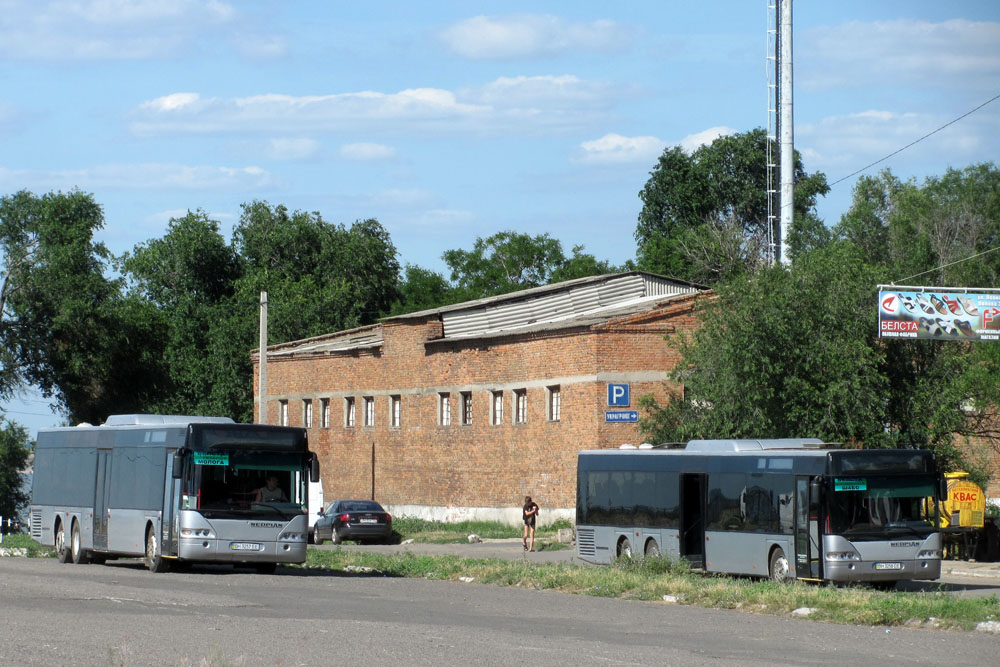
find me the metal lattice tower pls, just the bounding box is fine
[765,0,779,265]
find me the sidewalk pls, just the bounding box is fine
[941,560,1000,580]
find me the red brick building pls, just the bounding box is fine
[252,271,707,523]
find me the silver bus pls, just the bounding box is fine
[576,440,942,585]
[30,415,320,573]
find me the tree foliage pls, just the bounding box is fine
[635,129,829,284]
[642,162,1000,481]
[0,417,31,521]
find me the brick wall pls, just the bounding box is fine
[254,296,702,513]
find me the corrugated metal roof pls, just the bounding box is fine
[265,324,384,357]
[439,273,700,340]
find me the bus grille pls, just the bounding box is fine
[577,528,595,557]
[30,509,42,540]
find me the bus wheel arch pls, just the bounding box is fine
[644,538,660,558]
[768,545,791,582]
[617,536,633,560]
[55,518,70,564]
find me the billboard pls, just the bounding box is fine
[877,286,1000,341]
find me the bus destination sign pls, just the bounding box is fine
[193,452,229,466]
[834,478,867,492]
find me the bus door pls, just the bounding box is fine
[93,449,112,550]
[794,476,822,579]
[680,473,706,568]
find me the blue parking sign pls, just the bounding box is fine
[607,383,630,407]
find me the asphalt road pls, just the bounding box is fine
[1,556,997,667]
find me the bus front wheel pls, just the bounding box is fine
[145,527,170,573]
[769,547,791,583]
[55,520,70,564]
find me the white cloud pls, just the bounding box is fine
[678,126,736,153]
[576,126,735,164]
[440,14,631,59]
[339,142,397,161]
[0,162,275,191]
[130,76,619,136]
[577,133,664,164]
[803,19,1000,89]
[0,0,284,61]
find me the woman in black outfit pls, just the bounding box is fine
[522,495,539,552]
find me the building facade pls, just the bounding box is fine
[253,272,707,523]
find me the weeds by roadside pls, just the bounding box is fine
[389,517,573,544]
[301,549,1000,631]
[0,533,53,557]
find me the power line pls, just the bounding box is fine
[829,92,1000,188]
[891,245,1000,285]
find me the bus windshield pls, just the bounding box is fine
[827,475,937,539]
[181,451,308,520]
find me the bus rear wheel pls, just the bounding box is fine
[55,520,70,564]
[70,521,89,564]
[617,537,633,560]
[644,539,660,558]
[769,547,791,583]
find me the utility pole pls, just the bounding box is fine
[778,0,794,266]
[258,291,268,424]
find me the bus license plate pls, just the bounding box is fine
[230,542,263,551]
[873,562,902,570]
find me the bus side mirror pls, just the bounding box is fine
[310,455,320,484]
[172,451,184,479]
[938,474,948,502]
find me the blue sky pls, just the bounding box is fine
[2,1,999,435]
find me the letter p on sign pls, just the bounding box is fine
[608,383,630,407]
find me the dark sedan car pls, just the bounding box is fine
[313,500,393,545]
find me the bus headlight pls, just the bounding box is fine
[180,529,214,538]
[279,532,306,542]
[917,549,941,559]
[825,551,861,562]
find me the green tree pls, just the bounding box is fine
[442,231,619,300]
[0,417,31,521]
[0,190,153,424]
[389,264,463,315]
[635,128,829,283]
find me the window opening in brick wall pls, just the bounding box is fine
[390,395,401,428]
[364,396,375,427]
[278,399,288,426]
[303,399,313,428]
[345,397,356,428]
[547,385,561,422]
[439,392,451,426]
[491,390,504,425]
[320,398,330,429]
[461,391,473,425]
[514,389,527,424]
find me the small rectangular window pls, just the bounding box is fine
[303,399,313,428]
[278,400,288,426]
[547,385,561,422]
[320,398,330,429]
[390,395,401,428]
[364,396,375,427]
[491,391,504,425]
[439,392,451,426]
[461,391,473,425]
[514,389,527,424]
[345,397,356,428]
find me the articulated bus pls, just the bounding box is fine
[30,415,320,573]
[576,440,942,585]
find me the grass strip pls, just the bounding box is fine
[302,548,1000,631]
